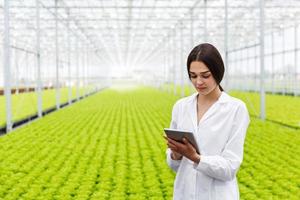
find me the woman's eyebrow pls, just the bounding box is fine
[189,70,210,74]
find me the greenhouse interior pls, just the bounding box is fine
[0,0,299,199]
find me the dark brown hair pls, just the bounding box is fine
[187,43,224,91]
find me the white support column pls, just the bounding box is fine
[295,24,298,96]
[67,10,72,105]
[15,49,19,94]
[189,10,195,94]
[259,0,266,120]
[81,44,85,97]
[190,10,194,48]
[169,37,172,93]
[254,45,258,91]
[166,36,169,93]
[169,36,172,94]
[282,27,286,95]
[88,50,91,94]
[81,43,85,97]
[204,0,208,42]
[224,0,229,90]
[167,35,171,94]
[180,23,185,97]
[246,48,250,91]
[3,0,12,132]
[271,28,274,94]
[163,43,167,92]
[173,31,177,96]
[25,52,29,92]
[85,44,88,97]
[85,45,89,96]
[76,39,80,101]
[55,0,60,109]
[36,0,42,117]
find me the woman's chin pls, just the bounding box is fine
[197,89,209,95]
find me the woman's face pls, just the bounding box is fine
[189,61,218,95]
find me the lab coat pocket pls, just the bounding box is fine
[214,179,237,200]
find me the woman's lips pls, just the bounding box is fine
[197,87,206,90]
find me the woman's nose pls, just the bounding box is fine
[196,78,204,85]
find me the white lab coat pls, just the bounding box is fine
[166,91,250,200]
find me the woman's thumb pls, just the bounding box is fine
[183,138,188,144]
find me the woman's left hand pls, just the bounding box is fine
[165,136,201,164]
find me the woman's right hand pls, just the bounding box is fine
[164,136,183,160]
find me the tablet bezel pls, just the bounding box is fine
[164,128,200,154]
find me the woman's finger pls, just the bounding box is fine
[169,146,177,152]
[182,138,196,153]
[165,136,178,143]
[163,136,169,141]
[166,139,180,147]
[164,136,179,147]
[182,137,189,144]
[168,143,177,150]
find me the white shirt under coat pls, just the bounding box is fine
[166,91,250,200]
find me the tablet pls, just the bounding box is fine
[164,128,200,153]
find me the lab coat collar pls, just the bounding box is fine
[188,91,231,104]
[187,91,231,129]
[216,91,231,104]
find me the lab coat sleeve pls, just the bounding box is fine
[166,101,182,172]
[194,103,250,181]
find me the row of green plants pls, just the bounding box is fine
[0,87,93,127]
[161,83,300,128]
[0,87,299,199]
[237,118,299,200]
[229,90,300,128]
[0,88,177,199]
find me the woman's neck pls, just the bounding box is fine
[197,86,222,104]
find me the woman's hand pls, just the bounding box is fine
[171,150,183,160]
[164,136,200,164]
[164,136,182,160]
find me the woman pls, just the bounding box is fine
[165,43,250,200]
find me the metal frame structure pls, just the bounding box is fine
[1,0,300,132]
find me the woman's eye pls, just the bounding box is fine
[202,75,210,79]
[189,74,210,79]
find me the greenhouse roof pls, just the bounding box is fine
[1,0,300,70]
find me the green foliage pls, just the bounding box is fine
[0,87,299,199]
[0,87,177,200]
[0,87,90,126]
[238,118,300,200]
[230,90,300,128]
